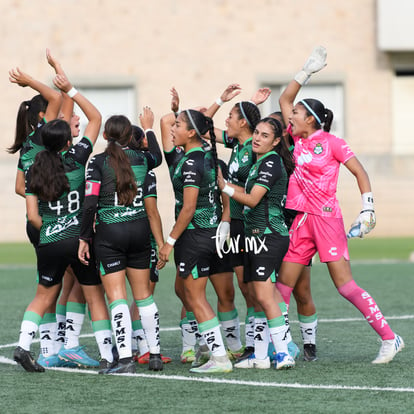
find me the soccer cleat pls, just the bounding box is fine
[37,354,65,368]
[148,353,163,371]
[372,334,405,364]
[112,345,119,362]
[58,346,99,368]
[226,346,245,361]
[288,341,301,360]
[99,357,136,374]
[235,346,254,364]
[135,351,172,364]
[269,342,301,361]
[180,349,196,363]
[189,355,232,374]
[234,354,270,369]
[275,352,295,370]
[303,344,317,361]
[98,358,115,371]
[191,346,210,368]
[14,346,45,373]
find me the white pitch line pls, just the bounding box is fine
[1,355,413,394]
[1,314,413,350]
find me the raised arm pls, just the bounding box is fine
[279,46,327,128]
[53,74,102,145]
[139,106,162,167]
[9,67,62,122]
[46,48,74,124]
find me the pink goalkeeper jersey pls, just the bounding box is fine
[286,125,355,218]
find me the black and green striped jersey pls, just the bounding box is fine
[223,132,256,220]
[244,151,289,238]
[25,137,93,245]
[18,119,46,172]
[84,148,157,226]
[165,146,219,230]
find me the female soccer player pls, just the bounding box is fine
[13,74,113,372]
[203,87,265,360]
[159,108,232,373]
[218,117,296,370]
[270,111,317,362]
[276,47,404,364]
[167,88,244,366]
[78,111,164,374]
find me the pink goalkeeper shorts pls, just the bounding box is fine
[283,212,350,265]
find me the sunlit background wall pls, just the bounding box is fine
[1,0,413,241]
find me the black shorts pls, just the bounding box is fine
[94,219,151,276]
[174,228,216,279]
[210,249,233,274]
[243,232,289,283]
[37,237,101,287]
[228,219,245,268]
[26,221,39,248]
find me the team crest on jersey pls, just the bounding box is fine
[241,151,249,163]
[314,143,323,155]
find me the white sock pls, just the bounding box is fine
[39,313,57,357]
[299,315,318,345]
[199,317,227,358]
[254,315,269,360]
[132,320,149,355]
[245,308,255,348]
[55,304,66,353]
[268,316,289,355]
[136,296,160,354]
[180,318,196,352]
[218,309,242,352]
[92,320,113,362]
[110,299,132,360]
[278,302,293,344]
[64,302,86,349]
[18,311,42,351]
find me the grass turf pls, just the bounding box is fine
[0,240,413,413]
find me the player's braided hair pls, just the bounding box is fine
[104,115,137,206]
[30,119,70,201]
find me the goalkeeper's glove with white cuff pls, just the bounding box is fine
[295,46,327,85]
[347,192,376,238]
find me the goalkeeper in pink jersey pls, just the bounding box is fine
[276,46,404,364]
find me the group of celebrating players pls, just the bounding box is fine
[8,46,404,375]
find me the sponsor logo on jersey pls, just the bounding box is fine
[45,216,79,237]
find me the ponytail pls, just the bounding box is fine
[299,98,334,132]
[8,94,48,154]
[104,115,137,206]
[30,151,69,201]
